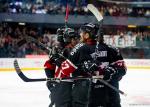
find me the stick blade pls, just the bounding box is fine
[14,59,47,82]
[87,4,103,22]
[14,59,30,82]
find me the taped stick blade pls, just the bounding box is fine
[87,4,103,22]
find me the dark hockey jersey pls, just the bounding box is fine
[69,41,127,82]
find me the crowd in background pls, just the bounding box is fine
[0,0,150,58]
[0,23,150,58]
[0,23,57,57]
[0,0,150,17]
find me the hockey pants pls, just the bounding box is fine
[50,82,72,107]
[89,81,121,107]
[72,80,91,107]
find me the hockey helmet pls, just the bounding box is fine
[79,23,98,39]
[63,28,79,43]
[57,27,78,44]
[56,28,65,43]
[63,28,75,40]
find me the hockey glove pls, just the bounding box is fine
[103,60,127,81]
[82,61,99,74]
[102,66,117,81]
[96,60,126,81]
[50,54,66,67]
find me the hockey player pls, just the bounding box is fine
[88,25,127,107]
[68,23,127,107]
[68,23,100,107]
[44,28,64,107]
[44,27,79,107]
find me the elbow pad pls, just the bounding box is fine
[44,60,56,78]
[44,60,56,70]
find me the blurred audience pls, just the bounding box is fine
[0,0,149,17]
[0,23,56,57]
[0,23,149,58]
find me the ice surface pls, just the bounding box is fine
[0,69,150,107]
[120,69,150,107]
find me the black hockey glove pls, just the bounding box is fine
[50,54,66,67]
[103,65,117,81]
[82,60,99,74]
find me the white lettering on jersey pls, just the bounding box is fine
[90,51,107,59]
[70,43,84,55]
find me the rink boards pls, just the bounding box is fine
[0,58,150,71]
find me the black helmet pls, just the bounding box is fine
[79,23,98,39]
[63,28,77,43]
[56,28,65,43]
[57,27,78,44]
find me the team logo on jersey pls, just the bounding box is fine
[90,51,107,59]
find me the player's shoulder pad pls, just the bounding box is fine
[70,43,85,55]
[107,45,120,56]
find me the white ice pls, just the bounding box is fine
[0,69,150,107]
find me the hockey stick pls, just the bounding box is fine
[17,34,56,55]
[14,59,103,82]
[87,4,103,22]
[65,0,69,28]
[14,59,127,96]
[98,79,127,96]
[87,4,103,37]
[25,35,52,53]
[14,59,47,82]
